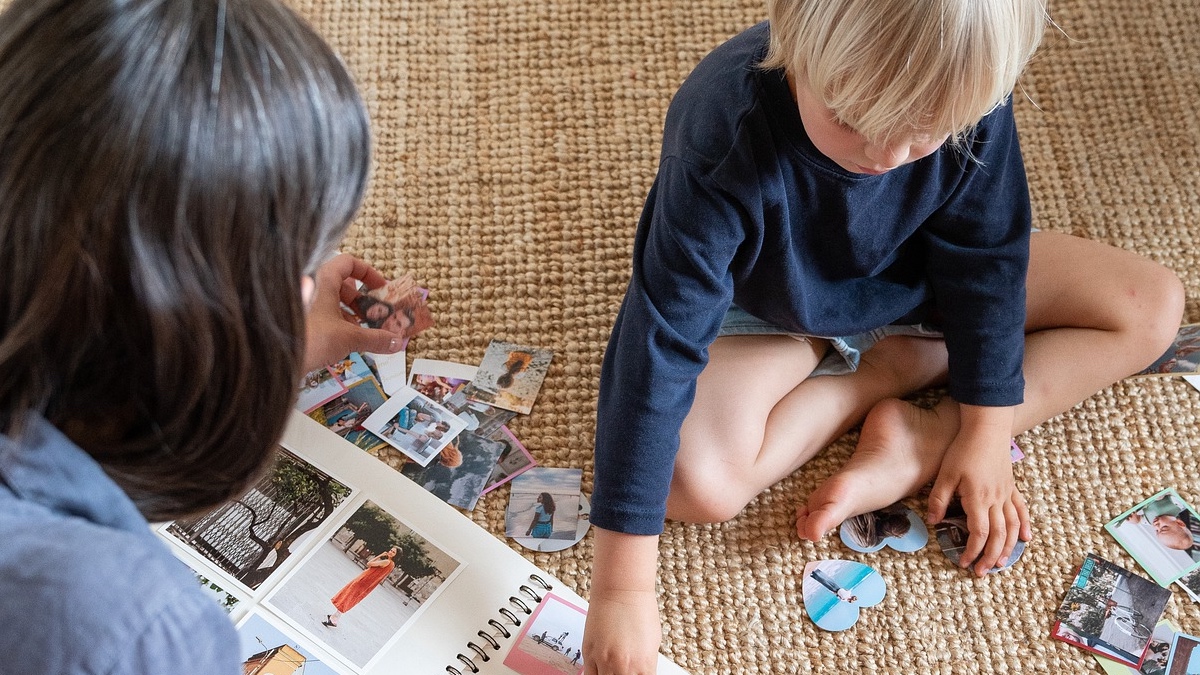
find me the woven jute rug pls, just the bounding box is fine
[296,0,1200,672]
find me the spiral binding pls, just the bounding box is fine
[445,574,554,674]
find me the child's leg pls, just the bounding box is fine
[797,231,1184,539]
[666,332,948,523]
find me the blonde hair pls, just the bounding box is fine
[762,0,1047,145]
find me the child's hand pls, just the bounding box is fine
[582,588,661,675]
[585,527,661,674]
[926,405,1031,577]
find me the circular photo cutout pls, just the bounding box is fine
[513,493,591,553]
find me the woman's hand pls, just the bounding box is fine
[303,254,405,372]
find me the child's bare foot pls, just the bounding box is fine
[796,398,957,541]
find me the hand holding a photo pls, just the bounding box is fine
[304,254,404,371]
[927,404,1032,577]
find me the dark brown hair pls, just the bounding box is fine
[0,0,371,520]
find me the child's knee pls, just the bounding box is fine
[667,459,754,524]
[1127,260,1185,352]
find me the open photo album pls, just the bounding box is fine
[156,411,688,674]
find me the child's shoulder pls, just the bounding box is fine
[664,22,782,165]
[672,22,771,114]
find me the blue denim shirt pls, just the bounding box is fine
[0,416,239,674]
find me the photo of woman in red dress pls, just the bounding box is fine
[323,548,398,627]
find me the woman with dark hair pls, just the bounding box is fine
[527,492,558,538]
[0,0,397,671]
[353,294,398,329]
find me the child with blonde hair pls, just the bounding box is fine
[584,0,1183,671]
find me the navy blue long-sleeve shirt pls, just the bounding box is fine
[593,23,1031,536]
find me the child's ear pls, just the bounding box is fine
[300,275,315,308]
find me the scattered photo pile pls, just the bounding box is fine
[298,275,551,513]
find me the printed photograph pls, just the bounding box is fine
[505,468,583,542]
[934,499,1026,573]
[165,447,352,592]
[1052,554,1172,668]
[238,611,345,675]
[360,350,408,397]
[801,560,886,633]
[443,389,516,439]
[839,503,928,554]
[298,367,348,414]
[350,273,433,348]
[1134,323,1200,377]
[1095,620,1177,675]
[309,377,388,444]
[503,593,587,675]
[266,500,463,671]
[328,353,375,388]
[191,570,240,615]
[1168,632,1200,675]
[400,431,507,511]
[462,340,554,415]
[1106,488,1200,586]
[1178,568,1200,603]
[482,426,537,494]
[408,358,477,403]
[515,495,591,554]
[361,385,468,467]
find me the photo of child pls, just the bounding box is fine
[361,386,468,467]
[839,503,928,553]
[1106,488,1200,586]
[408,358,477,403]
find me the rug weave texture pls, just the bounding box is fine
[293,0,1200,672]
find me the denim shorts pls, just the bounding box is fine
[717,305,942,377]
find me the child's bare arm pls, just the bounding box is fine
[583,527,661,675]
[926,404,1032,576]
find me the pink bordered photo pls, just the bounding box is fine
[481,427,537,495]
[502,593,587,675]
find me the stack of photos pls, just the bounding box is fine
[1106,488,1200,587]
[160,446,465,674]
[299,275,554,515]
[1052,553,1172,668]
[303,343,548,513]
